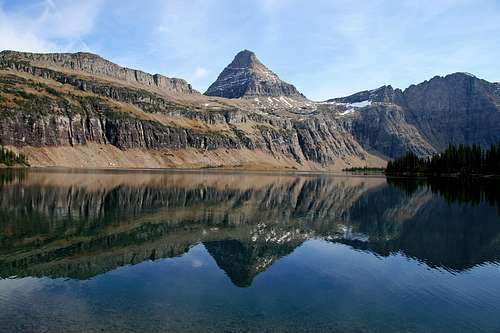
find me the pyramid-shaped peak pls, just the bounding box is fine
[237,49,256,57]
[205,50,305,99]
[230,50,260,68]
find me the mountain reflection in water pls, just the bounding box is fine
[1,169,499,287]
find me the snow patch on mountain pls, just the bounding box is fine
[338,109,355,116]
[337,100,372,108]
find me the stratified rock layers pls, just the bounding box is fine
[1,49,500,168]
[0,50,381,170]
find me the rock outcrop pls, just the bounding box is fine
[0,50,197,95]
[204,50,305,99]
[330,85,405,105]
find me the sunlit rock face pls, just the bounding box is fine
[0,50,383,171]
[0,50,197,95]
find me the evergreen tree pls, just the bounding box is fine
[0,146,28,166]
[386,143,500,176]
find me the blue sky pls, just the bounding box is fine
[1,0,499,100]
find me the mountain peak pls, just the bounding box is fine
[204,50,305,99]
[232,49,258,66]
[226,50,263,72]
[444,72,479,81]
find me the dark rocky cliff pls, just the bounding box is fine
[403,73,500,151]
[332,73,500,158]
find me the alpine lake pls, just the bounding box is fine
[1,169,499,333]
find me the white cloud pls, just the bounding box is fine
[193,67,209,80]
[150,0,235,87]
[38,0,102,39]
[154,0,217,58]
[257,0,286,13]
[0,8,55,52]
[0,0,102,53]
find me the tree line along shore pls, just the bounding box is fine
[385,144,500,177]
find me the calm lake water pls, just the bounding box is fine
[1,169,500,333]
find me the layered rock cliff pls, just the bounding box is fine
[0,50,382,170]
[1,48,499,168]
[0,50,197,95]
[330,73,500,158]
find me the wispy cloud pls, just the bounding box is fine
[1,0,499,100]
[193,67,209,80]
[0,0,102,53]
[154,0,215,58]
[257,0,287,13]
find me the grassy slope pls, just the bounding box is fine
[0,66,386,170]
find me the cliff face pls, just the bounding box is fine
[204,50,500,160]
[331,73,500,158]
[403,73,500,151]
[0,50,197,95]
[0,50,383,170]
[347,104,437,158]
[1,49,499,168]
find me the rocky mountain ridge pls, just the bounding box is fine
[0,49,381,170]
[0,50,197,96]
[330,72,500,157]
[0,48,499,169]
